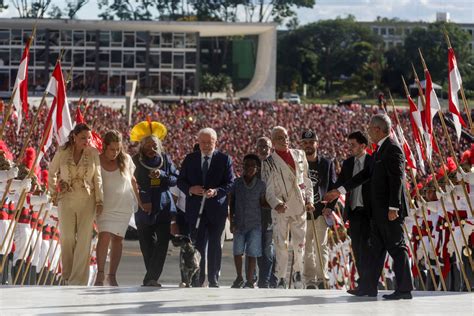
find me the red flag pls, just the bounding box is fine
[448,48,466,141]
[75,107,85,123]
[408,96,426,173]
[46,62,73,146]
[12,40,31,134]
[74,106,102,152]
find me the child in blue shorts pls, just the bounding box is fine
[230,154,266,288]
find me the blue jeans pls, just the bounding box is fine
[257,229,277,287]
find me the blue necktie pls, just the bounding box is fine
[202,156,209,185]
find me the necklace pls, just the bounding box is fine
[138,154,164,171]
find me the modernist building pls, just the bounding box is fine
[0,19,277,100]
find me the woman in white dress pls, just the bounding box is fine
[95,130,141,286]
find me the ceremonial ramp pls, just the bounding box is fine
[0,287,472,315]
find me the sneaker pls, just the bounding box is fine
[277,278,287,289]
[293,272,303,289]
[231,276,244,288]
[243,281,255,288]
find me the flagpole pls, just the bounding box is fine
[418,51,474,273]
[418,49,474,216]
[0,51,67,273]
[389,92,443,290]
[411,62,472,289]
[443,31,474,134]
[401,77,449,291]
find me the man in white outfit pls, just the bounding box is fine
[261,126,314,289]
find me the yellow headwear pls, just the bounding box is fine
[130,120,167,142]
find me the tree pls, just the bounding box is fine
[403,22,471,86]
[48,0,89,19]
[0,1,8,12]
[11,0,52,18]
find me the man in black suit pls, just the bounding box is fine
[324,114,413,300]
[335,131,372,286]
[177,128,235,287]
[300,130,337,289]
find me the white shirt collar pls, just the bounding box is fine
[377,135,390,150]
[201,151,214,166]
[355,153,366,165]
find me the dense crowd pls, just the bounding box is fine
[3,99,472,175]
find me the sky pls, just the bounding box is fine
[0,0,473,24]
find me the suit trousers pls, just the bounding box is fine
[347,208,370,281]
[137,222,170,284]
[194,210,226,285]
[58,189,96,285]
[304,215,329,284]
[361,218,413,293]
[273,211,306,279]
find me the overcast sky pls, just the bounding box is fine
[0,0,473,24]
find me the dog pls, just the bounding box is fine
[172,235,201,288]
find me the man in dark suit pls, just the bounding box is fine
[300,130,337,289]
[178,127,235,287]
[324,114,413,300]
[335,131,373,286]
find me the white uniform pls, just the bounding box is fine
[262,149,313,280]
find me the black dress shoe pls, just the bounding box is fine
[347,289,377,297]
[382,291,412,300]
[209,282,219,288]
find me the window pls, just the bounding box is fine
[100,31,110,47]
[10,48,21,66]
[35,70,47,90]
[404,28,411,35]
[185,52,196,66]
[388,28,395,35]
[0,71,9,91]
[185,72,195,95]
[381,28,387,35]
[74,51,85,67]
[111,31,122,47]
[35,49,46,66]
[162,33,172,47]
[185,33,197,48]
[173,73,184,95]
[173,33,185,48]
[173,53,184,69]
[111,50,122,65]
[150,33,160,48]
[61,30,72,46]
[161,72,171,94]
[85,49,96,67]
[124,32,135,48]
[73,30,85,46]
[136,32,147,48]
[372,27,379,35]
[71,71,84,92]
[22,29,32,45]
[149,73,160,94]
[123,52,134,68]
[49,30,59,46]
[136,50,146,67]
[35,29,46,46]
[11,29,22,45]
[0,29,10,45]
[0,49,10,66]
[161,51,172,68]
[62,50,72,67]
[99,71,108,94]
[99,50,109,67]
[86,31,96,46]
[49,50,59,66]
[149,53,160,68]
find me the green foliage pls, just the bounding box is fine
[200,72,232,95]
[0,0,8,12]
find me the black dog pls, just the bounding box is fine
[172,235,201,287]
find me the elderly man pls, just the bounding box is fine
[255,136,277,288]
[178,128,235,288]
[324,114,413,300]
[134,135,179,287]
[262,126,314,289]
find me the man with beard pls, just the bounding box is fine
[300,130,337,289]
[262,127,314,289]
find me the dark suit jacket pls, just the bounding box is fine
[177,150,235,227]
[336,154,373,218]
[342,137,409,220]
[307,156,337,219]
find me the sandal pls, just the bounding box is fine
[94,271,105,286]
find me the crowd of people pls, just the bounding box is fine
[0,98,472,296]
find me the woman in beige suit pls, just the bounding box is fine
[49,123,103,285]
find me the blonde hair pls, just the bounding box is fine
[102,130,126,175]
